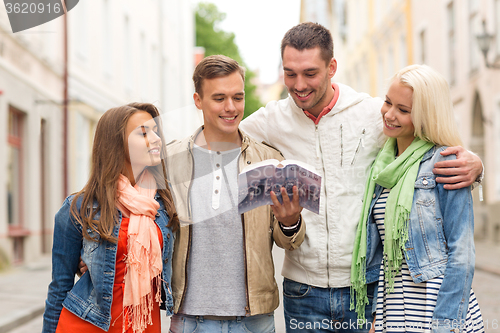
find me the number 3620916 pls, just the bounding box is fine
[5,2,62,14]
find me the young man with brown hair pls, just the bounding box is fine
[166,55,305,333]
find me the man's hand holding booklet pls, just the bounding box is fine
[238,159,322,215]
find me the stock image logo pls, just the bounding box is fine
[3,0,79,33]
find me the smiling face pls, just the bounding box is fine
[125,111,162,179]
[194,71,245,146]
[282,46,336,117]
[381,79,416,154]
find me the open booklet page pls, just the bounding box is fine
[238,159,321,215]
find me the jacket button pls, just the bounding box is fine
[156,213,160,217]
[422,179,428,185]
[164,257,169,263]
[167,233,171,239]
[372,193,376,199]
[247,161,251,164]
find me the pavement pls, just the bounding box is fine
[1,241,500,333]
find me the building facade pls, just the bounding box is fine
[301,0,500,242]
[0,11,64,267]
[0,0,199,268]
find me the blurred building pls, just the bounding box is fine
[0,0,198,267]
[301,0,500,242]
[0,10,64,267]
[66,0,197,193]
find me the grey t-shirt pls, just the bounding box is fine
[180,144,246,316]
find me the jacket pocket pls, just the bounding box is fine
[413,175,446,265]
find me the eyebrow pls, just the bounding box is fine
[283,67,319,72]
[211,92,245,97]
[136,124,157,131]
[385,96,411,110]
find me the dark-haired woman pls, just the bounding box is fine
[42,103,179,333]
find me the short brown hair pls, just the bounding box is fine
[193,55,245,97]
[281,22,334,65]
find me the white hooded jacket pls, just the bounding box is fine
[240,83,385,287]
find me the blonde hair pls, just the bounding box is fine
[393,64,462,146]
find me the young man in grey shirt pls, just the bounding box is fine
[167,55,305,333]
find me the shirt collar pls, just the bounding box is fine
[303,83,340,125]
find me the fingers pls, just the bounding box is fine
[433,158,467,171]
[270,190,281,207]
[271,186,303,227]
[440,145,464,156]
[442,182,473,190]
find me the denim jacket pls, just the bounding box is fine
[42,193,175,333]
[364,146,475,333]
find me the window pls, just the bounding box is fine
[496,100,500,199]
[377,56,385,98]
[123,16,133,93]
[75,0,88,61]
[447,2,456,85]
[140,33,148,100]
[7,107,27,263]
[420,29,426,64]
[75,112,91,191]
[102,0,112,78]
[400,34,407,68]
[469,0,480,72]
[496,0,500,55]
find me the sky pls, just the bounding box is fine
[193,0,302,84]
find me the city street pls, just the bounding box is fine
[3,241,500,333]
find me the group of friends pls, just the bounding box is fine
[42,22,485,333]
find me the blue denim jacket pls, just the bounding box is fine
[364,146,475,332]
[42,193,175,333]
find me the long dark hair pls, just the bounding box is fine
[70,102,179,243]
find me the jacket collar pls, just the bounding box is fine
[420,144,440,163]
[187,125,249,153]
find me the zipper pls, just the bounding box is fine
[180,142,196,309]
[351,129,366,165]
[239,142,251,315]
[186,144,195,222]
[315,125,321,158]
[241,214,251,315]
[179,224,192,309]
[340,124,343,167]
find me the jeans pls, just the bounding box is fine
[169,313,275,333]
[283,279,375,333]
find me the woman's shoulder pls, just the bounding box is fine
[423,145,456,164]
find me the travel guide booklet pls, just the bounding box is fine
[238,159,321,215]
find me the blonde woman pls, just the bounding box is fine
[351,65,484,333]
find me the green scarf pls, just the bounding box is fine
[350,137,434,321]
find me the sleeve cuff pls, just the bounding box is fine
[279,216,301,237]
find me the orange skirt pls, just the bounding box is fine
[56,218,162,333]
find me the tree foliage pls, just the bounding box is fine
[195,3,262,118]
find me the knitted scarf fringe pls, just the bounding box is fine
[383,205,410,294]
[123,274,162,333]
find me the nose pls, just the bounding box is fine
[295,75,307,92]
[384,105,396,121]
[147,130,161,146]
[224,98,236,112]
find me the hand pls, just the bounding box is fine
[77,257,88,277]
[270,186,303,227]
[433,146,483,190]
[369,316,376,333]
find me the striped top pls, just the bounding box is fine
[373,188,484,333]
